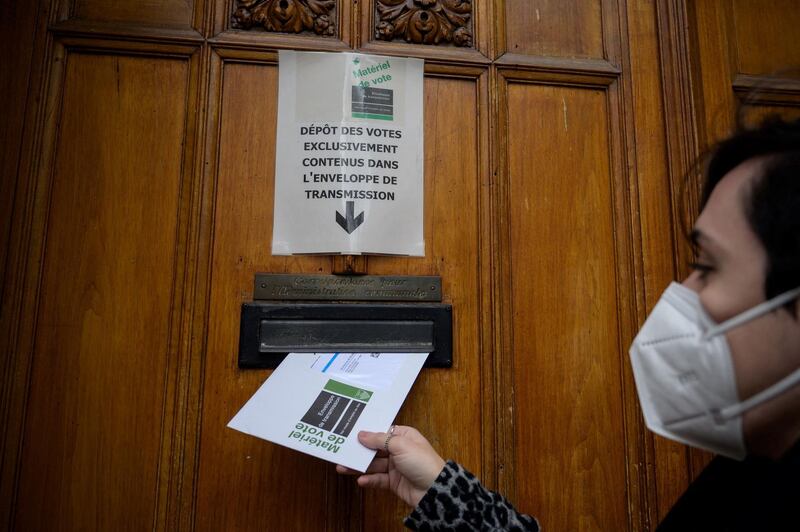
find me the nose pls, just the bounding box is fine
[681,271,703,293]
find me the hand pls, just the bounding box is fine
[336,425,446,508]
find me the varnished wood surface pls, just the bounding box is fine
[2,1,799,530]
[13,53,189,530]
[504,0,604,59]
[731,0,800,77]
[364,74,486,530]
[71,0,195,28]
[506,83,627,531]
[690,0,800,187]
[0,20,46,516]
[194,60,332,531]
[0,1,40,295]
[742,104,800,126]
[634,0,696,523]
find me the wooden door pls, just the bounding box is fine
[1,1,798,530]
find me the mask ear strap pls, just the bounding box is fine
[720,366,800,420]
[703,287,800,340]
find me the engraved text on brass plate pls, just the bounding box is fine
[254,274,442,301]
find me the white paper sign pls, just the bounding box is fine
[228,352,428,472]
[272,50,425,256]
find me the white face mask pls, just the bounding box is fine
[629,282,800,460]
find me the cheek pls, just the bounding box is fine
[698,290,738,323]
[726,311,800,400]
[682,273,734,323]
[698,274,766,323]
[726,326,770,400]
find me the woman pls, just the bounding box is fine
[337,117,800,531]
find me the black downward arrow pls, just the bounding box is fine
[336,201,365,234]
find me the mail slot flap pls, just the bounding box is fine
[239,302,452,369]
[259,320,434,353]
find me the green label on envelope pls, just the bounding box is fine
[324,379,373,402]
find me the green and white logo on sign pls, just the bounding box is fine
[351,58,394,121]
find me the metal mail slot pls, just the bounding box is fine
[259,320,434,352]
[238,302,452,369]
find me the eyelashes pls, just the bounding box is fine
[688,261,715,277]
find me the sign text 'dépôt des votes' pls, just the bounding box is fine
[272,51,424,256]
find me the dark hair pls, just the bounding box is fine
[702,116,800,314]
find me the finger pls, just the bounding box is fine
[357,430,388,451]
[364,457,389,474]
[336,464,359,475]
[336,457,389,476]
[357,473,390,491]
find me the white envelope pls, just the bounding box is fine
[228,352,428,472]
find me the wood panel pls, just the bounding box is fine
[505,0,604,59]
[0,1,40,293]
[637,0,696,523]
[0,1,53,523]
[691,1,800,147]
[732,0,800,77]
[5,1,798,531]
[13,53,189,530]
[506,82,627,531]
[740,103,800,126]
[71,0,195,28]
[194,57,332,531]
[364,72,487,530]
[690,0,738,148]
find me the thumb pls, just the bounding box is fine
[357,430,388,451]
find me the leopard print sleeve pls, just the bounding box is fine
[404,460,540,532]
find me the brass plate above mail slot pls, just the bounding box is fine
[254,274,441,302]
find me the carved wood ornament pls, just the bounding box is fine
[232,0,336,36]
[375,0,473,47]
